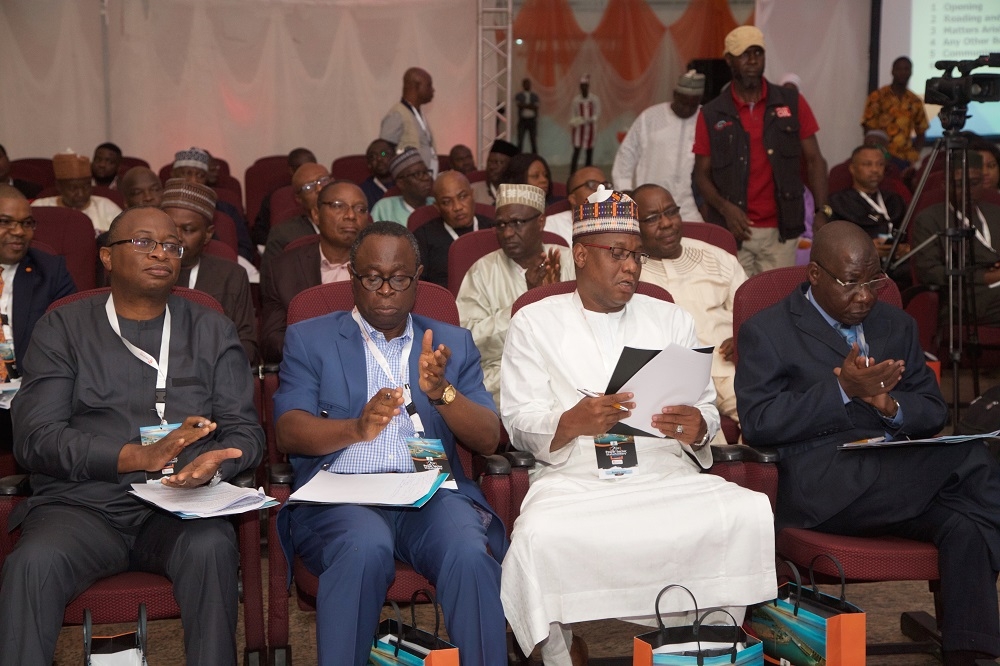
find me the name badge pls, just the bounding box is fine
[140,422,181,483]
[594,434,639,479]
[406,437,452,477]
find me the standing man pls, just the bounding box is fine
[569,74,601,174]
[380,68,438,176]
[91,142,123,189]
[359,139,395,210]
[33,151,122,233]
[370,148,434,227]
[613,70,706,221]
[515,78,540,153]
[273,221,507,666]
[861,56,929,170]
[473,139,520,206]
[1,206,264,665]
[120,167,164,210]
[693,26,829,277]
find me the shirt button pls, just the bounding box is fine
[767,148,774,155]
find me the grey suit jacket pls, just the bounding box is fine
[260,240,321,363]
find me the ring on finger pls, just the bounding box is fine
[675,424,684,434]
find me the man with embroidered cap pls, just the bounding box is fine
[161,178,258,364]
[379,67,438,176]
[273,221,507,665]
[613,70,706,221]
[457,183,573,407]
[33,150,122,233]
[693,26,829,276]
[569,74,601,174]
[370,147,434,227]
[500,186,775,666]
[473,139,520,206]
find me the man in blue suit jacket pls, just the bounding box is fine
[274,221,506,666]
[737,221,1000,666]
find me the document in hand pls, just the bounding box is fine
[288,469,446,508]
[604,345,714,438]
[837,429,1000,450]
[129,482,278,519]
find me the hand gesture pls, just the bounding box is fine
[718,337,735,363]
[524,251,549,290]
[162,448,243,488]
[419,329,451,400]
[119,416,216,473]
[833,343,904,399]
[722,202,752,242]
[355,387,405,442]
[651,405,708,447]
[561,392,635,438]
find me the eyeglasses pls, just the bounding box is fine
[319,200,369,216]
[350,267,418,292]
[297,178,329,194]
[638,205,681,225]
[569,179,613,195]
[814,262,889,295]
[0,216,37,231]
[494,211,541,232]
[108,237,185,259]
[401,168,432,181]
[581,243,649,265]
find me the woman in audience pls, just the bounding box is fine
[972,139,1000,192]
[502,153,564,206]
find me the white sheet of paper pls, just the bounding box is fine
[289,469,441,506]
[0,378,21,410]
[129,481,274,518]
[617,344,714,438]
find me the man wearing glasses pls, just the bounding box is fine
[273,221,507,666]
[2,206,264,665]
[370,148,435,227]
[737,220,1000,666]
[260,162,331,281]
[359,138,396,210]
[542,165,613,246]
[500,186,776,665]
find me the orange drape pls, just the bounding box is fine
[591,0,666,82]
[512,0,587,88]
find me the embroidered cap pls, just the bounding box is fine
[572,185,639,239]
[160,178,217,222]
[52,150,91,180]
[495,183,545,215]
[675,70,706,97]
[389,147,426,179]
[172,147,211,172]
[724,26,765,57]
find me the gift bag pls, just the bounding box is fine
[369,590,459,666]
[749,557,865,666]
[83,603,147,666]
[634,584,764,665]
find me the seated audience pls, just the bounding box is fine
[473,139,519,206]
[737,220,1000,666]
[633,184,746,438]
[970,137,1000,193]
[0,145,42,199]
[544,166,613,246]
[359,139,395,210]
[252,147,318,246]
[448,144,476,175]
[370,148,434,226]
[500,186,775,664]
[413,170,494,287]
[830,145,906,239]
[273,221,506,666]
[457,183,573,407]
[120,166,164,209]
[0,206,264,665]
[260,180,371,362]
[161,179,259,364]
[260,162,330,281]
[91,142,123,189]
[502,153,563,207]
[33,150,122,233]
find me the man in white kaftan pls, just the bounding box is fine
[456,184,574,408]
[612,70,706,222]
[499,187,775,665]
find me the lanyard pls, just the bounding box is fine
[443,217,479,241]
[952,204,993,253]
[187,262,200,289]
[106,294,171,425]
[858,190,890,232]
[351,307,425,435]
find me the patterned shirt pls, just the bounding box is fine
[861,86,929,164]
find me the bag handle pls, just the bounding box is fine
[653,584,699,630]
[774,559,804,616]
[695,609,741,665]
[808,553,848,602]
[373,599,407,658]
[410,588,443,639]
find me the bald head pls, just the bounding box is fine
[567,167,608,206]
[292,162,330,212]
[433,171,475,229]
[120,167,163,209]
[0,184,27,202]
[810,220,878,268]
[402,67,434,107]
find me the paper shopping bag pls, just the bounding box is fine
[369,591,458,666]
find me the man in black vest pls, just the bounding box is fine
[693,26,829,276]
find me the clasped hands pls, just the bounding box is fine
[117,415,243,488]
[834,343,904,417]
[561,392,708,448]
[525,248,563,290]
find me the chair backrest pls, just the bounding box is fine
[48,286,225,314]
[437,154,451,172]
[119,156,150,172]
[682,221,738,257]
[731,265,902,364]
[511,280,673,318]
[213,185,245,216]
[407,205,440,233]
[270,185,305,228]
[282,233,320,254]
[11,158,55,189]
[447,228,569,297]
[827,159,852,195]
[287,280,459,326]
[474,203,495,220]
[245,155,292,224]
[466,169,487,184]
[330,155,371,185]
[203,238,238,262]
[30,206,97,291]
[545,199,571,217]
[212,210,239,253]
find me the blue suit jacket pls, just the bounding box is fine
[274,311,508,562]
[11,247,76,360]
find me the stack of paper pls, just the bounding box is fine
[129,482,277,519]
[838,429,1000,450]
[0,378,20,410]
[289,469,446,508]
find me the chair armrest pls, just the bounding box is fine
[259,363,281,376]
[743,446,780,463]
[270,462,294,486]
[502,450,536,469]
[474,454,511,478]
[231,469,256,489]
[0,474,29,496]
[711,444,779,464]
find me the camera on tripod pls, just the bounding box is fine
[924,54,1000,125]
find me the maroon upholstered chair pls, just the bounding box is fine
[203,238,238,262]
[119,156,150,172]
[265,280,529,664]
[330,154,371,184]
[5,286,267,665]
[281,233,319,254]
[214,184,245,216]
[732,264,943,656]
[246,155,292,224]
[682,221,738,257]
[11,158,55,190]
[544,199,571,217]
[269,185,305,228]
[30,206,98,291]
[466,169,487,184]
[212,210,240,254]
[447,228,568,297]
[406,204,440,233]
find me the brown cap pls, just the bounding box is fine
[52,150,91,180]
[160,178,217,222]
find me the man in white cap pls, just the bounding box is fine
[569,75,601,174]
[499,186,775,666]
[612,70,707,221]
[457,183,573,407]
[370,147,434,226]
[693,26,829,276]
[33,151,122,233]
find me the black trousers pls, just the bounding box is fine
[517,118,537,153]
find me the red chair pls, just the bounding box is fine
[732,265,943,657]
[682,221,738,257]
[269,185,305,228]
[30,206,97,291]
[214,185,245,217]
[6,286,267,665]
[437,154,451,171]
[203,238,238,262]
[466,169,487,184]
[119,156,150,173]
[447,228,568,297]
[10,158,54,189]
[330,154,370,184]
[550,182,568,198]
[544,199,571,217]
[475,202,496,221]
[246,155,292,224]
[265,280,529,664]
[212,210,240,254]
[406,204,440,233]
[282,233,319,254]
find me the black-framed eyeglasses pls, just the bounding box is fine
[814,261,889,296]
[108,237,185,259]
[0,216,37,231]
[569,179,613,195]
[297,177,329,195]
[349,267,418,292]
[319,200,369,216]
[581,243,649,264]
[638,205,682,225]
[494,211,541,232]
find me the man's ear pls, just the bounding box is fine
[572,242,587,269]
[202,225,215,248]
[99,246,113,273]
[806,261,820,288]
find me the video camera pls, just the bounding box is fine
[925,53,1000,107]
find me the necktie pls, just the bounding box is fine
[0,272,9,381]
[838,323,859,350]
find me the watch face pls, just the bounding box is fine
[442,384,457,403]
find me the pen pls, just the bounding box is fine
[577,388,628,412]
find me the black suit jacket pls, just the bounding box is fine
[260,241,321,363]
[10,248,77,357]
[180,254,259,365]
[735,284,946,529]
[413,215,494,287]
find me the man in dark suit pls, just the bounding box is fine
[0,184,76,466]
[260,180,371,362]
[259,162,329,283]
[736,220,1000,666]
[273,221,506,666]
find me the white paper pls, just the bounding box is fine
[289,469,441,506]
[0,378,21,410]
[617,344,714,438]
[129,481,275,518]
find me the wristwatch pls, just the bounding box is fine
[430,383,457,406]
[816,204,833,217]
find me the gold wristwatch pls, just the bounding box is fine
[430,383,457,406]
